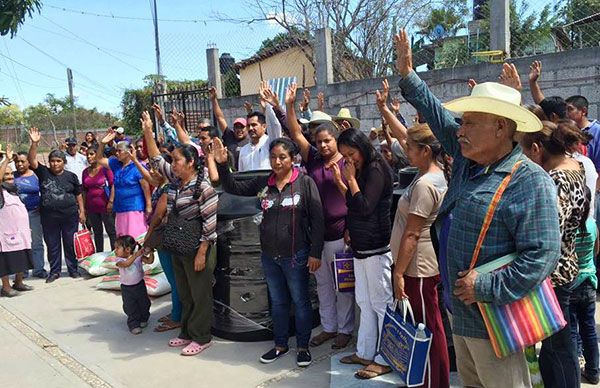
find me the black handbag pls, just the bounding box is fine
[162,191,203,256]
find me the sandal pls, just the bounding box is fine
[168,337,192,347]
[354,363,392,380]
[181,341,212,356]
[154,320,182,332]
[309,331,337,347]
[158,314,172,323]
[340,353,372,366]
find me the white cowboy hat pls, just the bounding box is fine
[332,108,361,130]
[443,82,542,133]
[309,110,333,126]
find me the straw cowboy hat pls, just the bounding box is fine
[309,110,333,126]
[332,108,361,130]
[443,82,542,133]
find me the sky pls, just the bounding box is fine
[0,0,284,116]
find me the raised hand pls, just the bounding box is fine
[394,29,413,77]
[152,103,165,124]
[101,127,116,145]
[259,81,280,107]
[29,127,41,144]
[285,83,297,106]
[391,97,401,114]
[208,86,218,101]
[212,137,228,164]
[317,92,325,111]
[128,144,137,161]
[299,88,311,111]
[5,143,13,160]
[498,63,522,91]
[171,106,185,126]
[140,111,154,133]
[529,60,542,83]
[243,101,253,114]
[375,79,390,110]
[467,79,477,89]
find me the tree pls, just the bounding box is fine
[558,0,600,49]
[0,104,24,126]
[417,4,469,42]
[232,0,440,81]
[0,0,42,38]
[23,94,120,131]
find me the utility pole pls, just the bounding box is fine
[152,0,164,91]
[67,68,76,138]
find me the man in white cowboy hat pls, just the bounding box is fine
[332,108,361,130]
[393,30,562,387]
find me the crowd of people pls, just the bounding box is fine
[1,28,600,387]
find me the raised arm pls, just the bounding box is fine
[394,29,460,157]
[27,127,41,170]
[260,81,283,139]
[213,138,265,196]
[209,86,228,133]
[376,79,408,146]
[97,128,115,169]
[141,110,161,158]
[285,83,311,161]
[170,107,191,145]
[528,60,545,104]
[0,144,13,182]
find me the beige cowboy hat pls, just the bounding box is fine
[443,82,542,133]
[332,108,361,130]
[309,110,333,126]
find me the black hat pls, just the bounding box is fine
[65,137,78,145]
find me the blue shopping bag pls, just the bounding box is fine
[378,299,432,387]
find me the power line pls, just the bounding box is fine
[0,69,63,89]
[1,43,27,106]
[18,36,120,96]
[46,4,247,24]
[0,51,64,81]
[41,15,146,74]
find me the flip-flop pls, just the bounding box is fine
[168,337,192,347]
[154,320,182,332]
[181,341,212,356]
[340,353,373,366]
[354,364,392,380]
[158,314,172,323]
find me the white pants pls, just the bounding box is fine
[354,252,393,364]
[313,238,355,334]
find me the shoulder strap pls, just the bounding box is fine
[468,160,523,270]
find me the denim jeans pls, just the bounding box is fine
[569,279,599,379]
[157,249,182,322]
[261,249,312,349]
[28,209,46,276]
[539,285,580,388]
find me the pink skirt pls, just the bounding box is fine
[115,211,147,239]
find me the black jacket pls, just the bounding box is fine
[218,164,324,259]
[346,158,393,258]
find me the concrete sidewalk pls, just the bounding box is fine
[1,272,597,387]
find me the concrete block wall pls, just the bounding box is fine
[216,47,600,132]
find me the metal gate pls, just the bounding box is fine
[151,88,212,132]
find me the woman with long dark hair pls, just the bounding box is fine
[141,111,218,356]
[27,128,85,283]
[214,135,324,368]
[333,128,394,380]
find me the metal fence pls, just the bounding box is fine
[151,88,212,132]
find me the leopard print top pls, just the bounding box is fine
[550,163,588,287]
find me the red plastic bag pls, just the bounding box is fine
[74,225,95,260]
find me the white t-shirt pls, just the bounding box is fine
[64,152,89,184]
[573,152,597,219]
[237,104,282,172]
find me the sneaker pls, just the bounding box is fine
[259,347,289,364]
[45,274,59,283]
[297,349,312,367]
[582,370,600,384]
[130,327,142,335]
[140,321,148,328]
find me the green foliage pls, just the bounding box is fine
[417,2,469,42]
[435,37,470,68]
[222,69,240,97]
[0,0,42,37]
[121,87,152,135]
[23,94,119,130]
[559,0,600,49]
[0,104,24,126]
[256,26,305,55]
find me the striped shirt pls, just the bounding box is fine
[399,71,561,339]
[150,155,217,242]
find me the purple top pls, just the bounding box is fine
[82,166,113,214]
[585,120,600,173]
[306,147,347,241]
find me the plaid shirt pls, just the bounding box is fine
[399,72,561,339]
